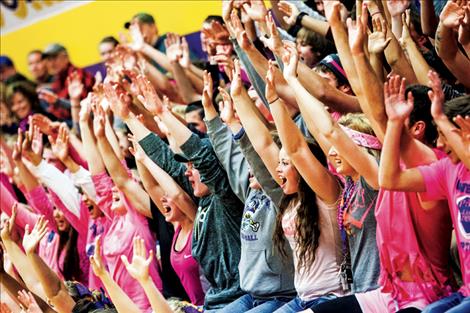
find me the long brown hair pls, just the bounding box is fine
[58,226,81,281]
[273,141,327,270]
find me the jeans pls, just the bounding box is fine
[273,295,337,313]
[422,292,470,313]
[218,294,292,313]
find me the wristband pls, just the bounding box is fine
[296,12,308,27]
[268,97,280,105]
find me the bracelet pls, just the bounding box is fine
[295,12,308,27]
[268,97,280,105]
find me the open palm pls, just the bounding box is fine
[22,216,48,255]
[121,236,153,282]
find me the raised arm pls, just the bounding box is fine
[230,59,281,185]
[0,205,46,300]
[90,236,143,313]
[78,95,106,175]
[283,46,380,188]
[93,100,151,218]
[121,237,172,313]
[130,136,197,222]
[349,4,389,141]
[267,61,341,204]
[435,0,470,88]
[400,10,432,85]
[22,217,75,313]
[279,0,330,36]
[421,0,439,37]
[428,71,470,170]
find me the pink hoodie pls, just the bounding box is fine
[92,172,163,312]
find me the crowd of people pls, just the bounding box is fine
[0,0,469,312]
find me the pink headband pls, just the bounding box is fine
[329,59,347,80]
[340,125,382,150]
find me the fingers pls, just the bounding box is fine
[121,254,131,268]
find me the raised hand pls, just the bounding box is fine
[212,53,234,80]
[260,12,283,54]
[230,59,243,97]
[21,124,43,166]
[92,101,106,138]
[135,75,164,115]
[201,70,214,109]
[31,114,60,136]
[37,88,58,105]
[222,0,235,22]
[384,75,413,122]
[324,0,342,24]
[281,42,299,82]
[265,60,279,104]
[218,87,238,125]
[458,4,470,45]
[440,0,465,28]
[128,134,147,162]
[242,0,268,22]
[165,33,183,63]
[0,303,12,313]
[103,82,131,120]
[230,11,252,50]
[369,15,392,54]
[67,71,84,100]
[22,216,49,255]
[90,235,107,277]
[0,203,17,242]
[49,123,70,162]
[400,9,412,43]
[278,1,300,27]
[427,70,445,119]
[17,290,42,313]
[121,236,154,282]
[129,24,145,51]
[179,37,191,69]
[387,0,411,17]
[79,93,92,122]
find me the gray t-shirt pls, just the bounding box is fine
[343,176,380,293]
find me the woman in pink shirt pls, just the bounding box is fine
[90,103,162,312]
[129,136,205,305]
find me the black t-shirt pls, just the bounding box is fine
[149,201,189,300]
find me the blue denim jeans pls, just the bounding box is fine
[422,292,470,313]
[218,294,292,313]
[273,295,337,313]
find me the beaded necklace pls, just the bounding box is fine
[337,176,358,252]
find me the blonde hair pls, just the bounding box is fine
[338,113,380,159]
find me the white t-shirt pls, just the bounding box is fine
[282,198,343,300]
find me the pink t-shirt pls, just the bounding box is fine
[418,158,470,296]
[93,172,162,312]
[171,226,205,305]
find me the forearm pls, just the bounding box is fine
[142,156,185,200]
[70,99,80,132]
[390,15,403,39]
[158,110,192,147]
[99,272,143,313]
[420,0,438,36]
[352,52,387,141]
[302,15,330,37]
[142,43,172,71]
[0,272,54,313]
[32,160,81,218]
[2,241,46,299]
[96,134,130,189]
[79,120,105,175]
[379,120,406,189]
[328,18,362,97]
[14,161,40,192]
[185,67,204,94]
[401,37,432,85]
[170,61,201,104]
[384,32,418,84]
[105,115,123,160]
[140,278,172,313]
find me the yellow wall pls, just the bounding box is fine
[1,0,223,78]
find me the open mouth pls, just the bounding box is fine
[279,176,287,188]
[163,205,171,214]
